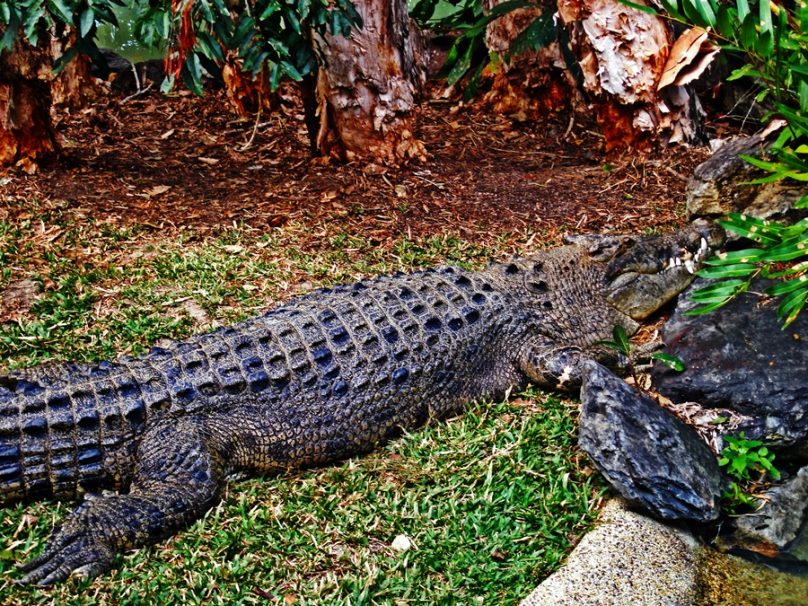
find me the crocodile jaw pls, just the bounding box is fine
[604,221,724,321]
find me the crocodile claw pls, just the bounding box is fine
[17,527,115,586]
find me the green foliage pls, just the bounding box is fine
[0,0,360,94]
[0,0,125,70]
[409,0,556,99]
[623,0,808,325]
[655,0,807,119]
[718,431,781,512]
[598,325,687,372]
[142,0,360,95]
[95,4,164,62]
[599,324,632,356]
[688,212,808,326]
[719,432,780,482]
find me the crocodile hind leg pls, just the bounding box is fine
[17,416,226,586]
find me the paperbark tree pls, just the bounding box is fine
[557,0,712,149]
[0,30,98,171]
[312,0,427,163]
[483,0,717,149]
[482,0,584,120]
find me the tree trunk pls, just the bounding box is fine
[557,0,707,149]
[0,29,99,170]
[482,0,585,121]
[313,0,426,164]
[483,0,711,150]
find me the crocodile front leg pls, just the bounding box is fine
[18,417,225,586]
[518,342,632,392]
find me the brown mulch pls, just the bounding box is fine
[0,87,711,247]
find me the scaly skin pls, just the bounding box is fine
[0,221,721,585]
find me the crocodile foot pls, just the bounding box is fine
[17,522,116,586]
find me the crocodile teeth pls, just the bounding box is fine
[674,257,682,267]
[668,258,677,270]
[684,259,695,274]
[692,237,710,264]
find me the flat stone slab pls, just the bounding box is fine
[520,499,701,606]
[521,499,808,606]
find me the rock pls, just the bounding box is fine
[723,465,808,564]
[686,132,806,222]
[520,499,702,606]
[520,499,808,606]
[579,361,725,522]
[652,279,808,450]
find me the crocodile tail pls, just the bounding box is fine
[0,372,125,506]
[0,381,25,504]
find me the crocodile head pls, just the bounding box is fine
[567,220,725,321]
[606,220,724,320]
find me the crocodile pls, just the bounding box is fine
[0,221,721,585]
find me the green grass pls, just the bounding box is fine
[0,213,603,604]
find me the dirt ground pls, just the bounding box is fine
[0,86,713,245]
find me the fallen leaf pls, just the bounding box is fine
[146,185,171,196]
[223,244,244,254]
[180,299,211,326]
[0,279,40,323]
[15,158,37,175]
[160,129,175,140]
[198,157,220,165]
[658,27,720,90]
[363,163,387,176]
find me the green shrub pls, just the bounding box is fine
[688,212,807,326]
[409,0,557,99]
[636,0,808,326]
[0,0,360,94]
[718,431,781,512]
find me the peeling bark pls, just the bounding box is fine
[483,0,711,149]
[482,0,585,120]
[313,0,426,164]
[221,51,279,117]
[557,0,707,149]
[0,28,100,169]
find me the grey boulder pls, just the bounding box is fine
[652,279,808,450]
[579,360,726,522]
[724,464,808,564]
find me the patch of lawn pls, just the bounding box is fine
[0,394,601,605]
[0,214,603,604]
